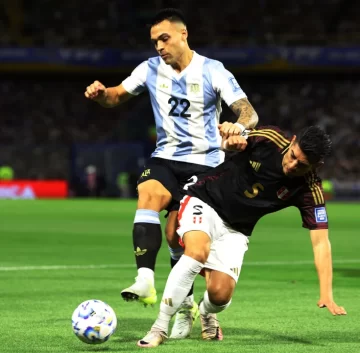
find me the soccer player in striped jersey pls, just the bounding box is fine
[84,8,258,338]
[137,126,346,348]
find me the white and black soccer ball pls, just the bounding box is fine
[71,299,117,344]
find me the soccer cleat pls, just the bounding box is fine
[170,299,199,339]
[121,276,157,307]
[200,312,223,340]
[137,329,167,348]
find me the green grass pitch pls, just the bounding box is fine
[0,200,359,353]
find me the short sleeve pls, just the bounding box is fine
[293,173,329,230]
[122,61,148,96]
[211,61,247,106]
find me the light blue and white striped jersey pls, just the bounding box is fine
[122,51,247,167]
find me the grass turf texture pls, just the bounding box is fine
[0,200,359,353]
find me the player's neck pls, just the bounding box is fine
[171,49,194,73]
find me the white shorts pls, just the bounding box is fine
[177,196,249,282]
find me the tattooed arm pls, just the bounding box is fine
[219,97,259,138]
[231,97,258,128]
[219,97,258,150]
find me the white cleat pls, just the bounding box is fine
[121,276,157,307]
[137,329,167,348]
[170,297,200,339]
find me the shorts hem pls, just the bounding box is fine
[202,264,239,283]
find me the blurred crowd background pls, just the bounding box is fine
[0,0,359,198]
[1,0,359,47]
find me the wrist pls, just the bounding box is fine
[102,88,108,101]
[97,88,110,106]
[234,123,246,133]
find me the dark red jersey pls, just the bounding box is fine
[188,126,328,236]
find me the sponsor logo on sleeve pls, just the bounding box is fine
[229,77,241,92]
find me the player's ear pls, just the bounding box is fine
[290,135,296,144]
[181,27,188,40]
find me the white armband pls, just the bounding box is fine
[235,123,250,139]
[234,123,246,133]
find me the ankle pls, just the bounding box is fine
[138,267,155,286]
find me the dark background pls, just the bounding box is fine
[1,0,359,197]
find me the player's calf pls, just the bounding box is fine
[122,181,172,306]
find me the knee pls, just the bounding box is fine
[184,247,209,264]
[207,281,234,306]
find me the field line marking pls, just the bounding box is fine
[0,259,359,272]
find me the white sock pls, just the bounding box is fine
[137,267,154,286]
[151,255,203,333]
[199,290,232,315]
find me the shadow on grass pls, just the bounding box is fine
[77,347,112,352]
[333,267,360,278]
[223,327,315,345]
[74,318,153,351]
[74,318,360,350]
[223,327,360,345]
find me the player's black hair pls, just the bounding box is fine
[150,8,187,27]
[295,126,332,164]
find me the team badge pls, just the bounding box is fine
[190,83,200,93]
[315,207,328,223]
[277,186,290,200]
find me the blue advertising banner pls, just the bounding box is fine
[0,47,359,71]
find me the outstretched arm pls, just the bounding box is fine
[85,81,134,108]
[310,229,346,316]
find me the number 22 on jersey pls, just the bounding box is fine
[168,97,191,118]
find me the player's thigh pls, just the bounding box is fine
[177,196,218,262]
[178,162,213,192]
[177,196,217,241]
[205,231,249,286]
[137,158,177,211]
[164,162,212,216]
[182,230,211,264]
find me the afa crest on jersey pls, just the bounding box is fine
[190,83,200,93]
[277,186,290,200]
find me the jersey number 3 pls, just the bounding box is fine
[244,183,264,198]
[168,97,191,117]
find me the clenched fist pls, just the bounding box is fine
[84,80,107,101]
[218,122,244,139]
[221,135,248,151]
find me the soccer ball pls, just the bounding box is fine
[71,299,117,344]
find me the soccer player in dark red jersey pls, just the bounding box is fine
[137,125,346,348]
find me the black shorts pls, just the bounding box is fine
[138,157,212,213]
